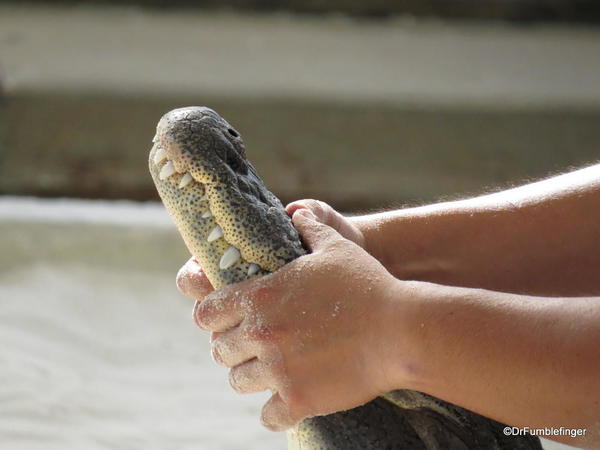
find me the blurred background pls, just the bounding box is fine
[0,1,597,449]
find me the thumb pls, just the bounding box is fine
[292,208,340,253]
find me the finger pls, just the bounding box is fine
[261,392,300,432]
[210,331,223,342]
[176,258,214,299]
[287,200,364,247]
[193,300,227,331]
[229,358,270,394]
[211,326,257,368]
[195,285,249,332]
[291,209,341,253]
[286,199,329,221]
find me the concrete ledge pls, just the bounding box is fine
[0,197,187,273]
[1,5,599,210]
[0,194,582,450]
[3,92,600,210]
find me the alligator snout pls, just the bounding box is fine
[149,106,305,289]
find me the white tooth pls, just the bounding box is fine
[200,195,208,201]
[207,225,223,242]
[153,147,167,164]
[178,173,193,188]
[247,263,260,276]
[159,161,176,180]
[220,246,240,270]
[152,133,159,143]
[201,210,213,218]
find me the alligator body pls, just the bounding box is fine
[149,106,542,450]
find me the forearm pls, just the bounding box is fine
[353,164,600,296]
[388,281,600,447]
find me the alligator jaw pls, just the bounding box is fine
[149,138,267,288]
[148,106,305,289]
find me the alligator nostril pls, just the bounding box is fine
[227,128,239,138]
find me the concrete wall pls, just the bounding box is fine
[2,92,600,211]
[1,5,599,211]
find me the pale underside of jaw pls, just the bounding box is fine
[151,142,261,277]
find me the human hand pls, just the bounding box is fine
[286,199,366,249]
[177,209,407,431]
[175,199,362,301]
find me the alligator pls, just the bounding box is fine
[148,106,542,450]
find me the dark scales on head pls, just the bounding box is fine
[161,106,304,270]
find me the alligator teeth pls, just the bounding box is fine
[220,246,241,270]
[247,264,260,276]
[201,210,213,218]
[207,225,223,242]
[178,173,193,188]
[152,133,159,143]
[153,147,167,164]
[159,160,176,180]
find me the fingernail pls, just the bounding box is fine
[296,209,316,220]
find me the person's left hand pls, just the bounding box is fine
[177,208,407,431]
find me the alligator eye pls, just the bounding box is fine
[227,128,239,138]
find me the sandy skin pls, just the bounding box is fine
[177,165,600,449]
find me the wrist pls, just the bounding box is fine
[353,205,483,286]
[372,278,439,394]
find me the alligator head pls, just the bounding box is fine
[149,107,542,450]
[148,106,305,289]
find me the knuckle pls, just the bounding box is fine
[211,340,228,366]
[228,369,239,391]
[313,199,330,214]
[261,395,293,431]
[195,302,213,328]
[244,322,274,343]
[228,367,246,392]
[308,199,331,220]
[281,386,308,418]
[248,284,278,306]
[264,360,285,384]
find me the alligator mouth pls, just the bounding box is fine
[149,138,263,288]
[148,106,305,289]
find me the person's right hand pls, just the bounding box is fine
[285,199,366,250]
[183,208,410,431]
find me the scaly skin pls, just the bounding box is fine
[149,106,542,450]
[149,107,305,288]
